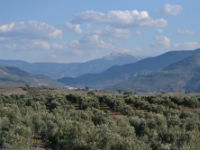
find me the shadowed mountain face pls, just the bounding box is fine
[111,54,200,92]
[0,53,139,79]
[58,49,200,89]
[0,66,64,88]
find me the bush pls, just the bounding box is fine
[0,91,200,150]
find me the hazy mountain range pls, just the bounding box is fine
[111,54,200,92]
[1,48,200,92]
[0,66,64,88]
[59,49,200,89]
[0,53,139,79]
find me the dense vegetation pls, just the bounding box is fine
[0,89,200,150]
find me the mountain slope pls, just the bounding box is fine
[0,53,139,79]
[111,54,200,92]
[58,49,200,88]
[0,66,64,88]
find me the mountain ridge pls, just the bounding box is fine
[0,65,64,88]
[58,49,200,88]
[0,53,139,79]
[111,54,200,92]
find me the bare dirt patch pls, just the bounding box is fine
[0,88,27,95]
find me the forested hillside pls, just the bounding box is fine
[112,54,200,92]
[1,89,200,150]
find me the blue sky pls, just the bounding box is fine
[0,0,199,62]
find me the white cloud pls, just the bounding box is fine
[34,40,51,50]
[22,40,51,50]
[0,23,15,33]
[51,43,66,50]
[72,49,84,56]
[65,22,82,34]
[161,4,183,16]
[28,40,68,50]
[135,31,142,35]
[72,10,167,28]
[4,44,17,50]
[0,21,65,51]
[49,30,62,39]
[50,54,59,59]
[184,42,199,49]
[2,39,67,51]
[174,42,200,50]
[49,54,69,63]
[155,36,171,47]
[59,34,114,58]
[74,34,113,49]
[157,29,164,34]
[94,26,131,38]
[177,29,195,35]
[69,40,80,48]
[52,35,115,61]
[174,43,181,48]
[0,21,62,40]
[174,41,200,50]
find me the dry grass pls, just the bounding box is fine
[0,88,27,95]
